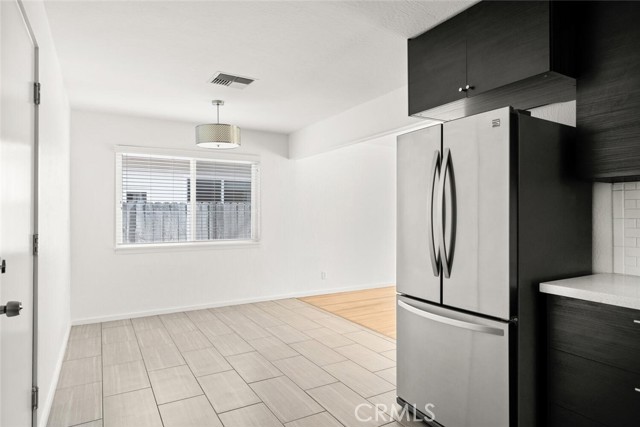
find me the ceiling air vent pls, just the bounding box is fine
[209,72,256,89]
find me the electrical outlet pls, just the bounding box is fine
[320,271,327,280]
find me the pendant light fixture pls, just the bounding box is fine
[196,100,241,149]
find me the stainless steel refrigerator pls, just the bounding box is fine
[396,107,591,427]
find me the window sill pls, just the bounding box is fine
[114,239,261,254]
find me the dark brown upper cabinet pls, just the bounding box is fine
[408,1,576,121]
[577,1,640,182]
[408,11,467,113]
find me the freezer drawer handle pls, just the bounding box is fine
[438,148,457,278]
[398,300,504,336]
[428,151,442,276]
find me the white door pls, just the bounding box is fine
[1,0,36,425]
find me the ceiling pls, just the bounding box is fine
[44,0,474,134]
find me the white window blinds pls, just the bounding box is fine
[195,160,253,241]
[116,151,259,246]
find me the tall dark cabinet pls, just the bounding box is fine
[577,1,640,181]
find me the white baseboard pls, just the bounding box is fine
[38,324,71,427]
[71,282,394,325]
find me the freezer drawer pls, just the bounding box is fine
[397,296,510,427]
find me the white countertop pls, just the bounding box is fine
[540,273,640,310]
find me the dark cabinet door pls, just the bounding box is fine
[408,12,467,115]
[577,1,640,181]
[549,350,640,427]
[548,296,640,374]
[548,404,607,427]
[466,1,550,96]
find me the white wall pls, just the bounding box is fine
[70,111,396,323]
[1,1,72,425]
[291,136,396,291]
[289,86,431,159]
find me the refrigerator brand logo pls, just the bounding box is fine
[492,119,501,128]
[354,403,436,423]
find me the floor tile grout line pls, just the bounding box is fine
[302,378,383,426]
[225,352,285,384]
[191,368,282,423]
[190,310,241,355]
[160,313,226,426]
[130,319,167,427]
[283,411,348,427]
[256,373,341,425]
[63,335,102,362]
[217,401,286,427]
[67,416,102,427]
[308,362,395,400]
[153,392,208,409]
[101,318,132,329]
[272,355,340,389]
[55,356,103,391]
[100,325,104,423]
[103,383,151,399]
[212,308,275,340]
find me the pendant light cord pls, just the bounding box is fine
[217,103,220,124]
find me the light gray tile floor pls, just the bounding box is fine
[335,344,396,372]
[158,395,223,427]
[48,298,399,427]
[227,351,282,383]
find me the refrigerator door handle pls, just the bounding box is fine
[438,148,457,278]
[397,300,504,336]
[428,151,441,276]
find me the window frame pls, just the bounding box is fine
[114,145,261,252]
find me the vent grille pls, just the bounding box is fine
[210,72,255,89]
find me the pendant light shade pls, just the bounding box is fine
[196,100,241,149]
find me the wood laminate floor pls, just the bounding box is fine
[47,298,408,427]
[300,286,396,339]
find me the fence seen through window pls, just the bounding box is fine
[116,152,258,245]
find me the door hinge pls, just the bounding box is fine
[32,386,39,410]
[33,82,41,105]
[32,234,39,256]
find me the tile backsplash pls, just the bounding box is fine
[613,182,640,275]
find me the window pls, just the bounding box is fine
[116,150,259,247]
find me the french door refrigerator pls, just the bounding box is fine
[396,107,592,427]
